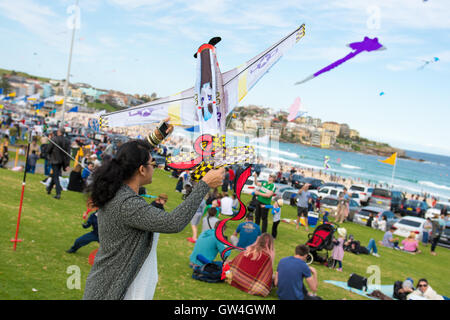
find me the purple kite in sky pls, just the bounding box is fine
[295,37,386,85]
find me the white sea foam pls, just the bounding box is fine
[418,181,450,191]
[340,163,362,170]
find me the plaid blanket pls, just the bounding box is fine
[228,251,273,297]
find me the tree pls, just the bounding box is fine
[0,76,11,95]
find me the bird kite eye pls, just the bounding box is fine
[201,97,204,103]
[208,95,212,101]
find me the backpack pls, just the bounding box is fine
[347,273,368,291]
[192,262,224,283]
[40,143,49,159]
[393,281,408,300]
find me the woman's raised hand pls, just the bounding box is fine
[202,167,225,188]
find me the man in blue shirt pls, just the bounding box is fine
[275,244,321,300]
[189,221,230,267]
[232,214,261,248]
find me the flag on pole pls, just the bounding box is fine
[68,106,79,112]
[8,92,16,97]
[378,152,397,166]
[55,99,64,105]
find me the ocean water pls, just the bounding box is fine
[272,141,450,200]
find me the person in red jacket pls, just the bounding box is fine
[228,167,235,190]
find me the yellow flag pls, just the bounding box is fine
[0,104,3,109]
[8,92,16,97]
[55,99,64,104]
[378,152,397,166]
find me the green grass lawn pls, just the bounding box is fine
[0,168,449,300]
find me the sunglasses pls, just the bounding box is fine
[144,160,157,169]
[418,284,428,287]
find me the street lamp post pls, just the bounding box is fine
[61,0,79,128]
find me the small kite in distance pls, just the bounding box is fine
[287,97,308,121]
[379,91,385,96]
[418,57,439,70]
[295,37,386,85]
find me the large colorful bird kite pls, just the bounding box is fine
[99,24,306,259]
[295,37,385,85]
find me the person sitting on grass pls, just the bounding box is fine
[66,211,99,253]
[275,244,321,300]
[226,233,275,297]
[68,164,84,192]
[407,279,445,300]
[344,235,380,257]
[189,221,230,268]
[230,213,261,248]
[380,226,400,250]
[401,232,421,254]
[150,193,168,210]
[393,278,415,300]
[202,207,220,233]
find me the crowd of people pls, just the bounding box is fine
[1,111,448,301]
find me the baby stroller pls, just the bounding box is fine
[305,222,338,265]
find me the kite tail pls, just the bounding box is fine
[215,165,253,261]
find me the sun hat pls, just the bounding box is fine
[337,227,347,238]
[277,199,284,207]
[158,193,168,201]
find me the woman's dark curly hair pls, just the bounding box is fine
[87,139,152,208]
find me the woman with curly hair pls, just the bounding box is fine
[83,120,225,300]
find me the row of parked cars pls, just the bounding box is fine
[241,167,450,249]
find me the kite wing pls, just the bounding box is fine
[221,24,305,117]
[99,87,196,128]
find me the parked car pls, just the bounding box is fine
[281,189,298,206]
[426,201,450,219]
[399,199,429,218]
[291,174,304,189]
[347,199,361,222]
[242,176,267,195]
[349,184,372,204]
[390,191,405,213]
[317,186,344,198]
[320,182,345,189]
[350,192,361,205]
[319,196,339,217]
[393,216,427,240]
[368,188,392,211]
[353,208,375,226]
[296,177,324,190]
[273,184,295,198]
[277,172,291,184]
[437,224,450,249]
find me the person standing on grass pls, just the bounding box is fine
[296,183,311,231]
[254,174,276,234]
[46,128,70,200]
[83,119,225,300]
[430,214,445,256]
[25,150,39,174]
[187,197,207,244]
[422,218,432,246]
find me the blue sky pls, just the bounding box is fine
[1,0,449,156]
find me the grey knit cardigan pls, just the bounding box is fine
[83,181,210,300]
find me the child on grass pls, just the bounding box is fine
[331,227,346,272]
[261,198,283,239]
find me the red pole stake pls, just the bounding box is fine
[11,182,26,250]
[11,142,30,250]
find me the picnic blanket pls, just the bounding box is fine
[228,251,273,297]
[324,280,396,300]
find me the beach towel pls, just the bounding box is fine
[324,280,396,300]
[228,251,273,297]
